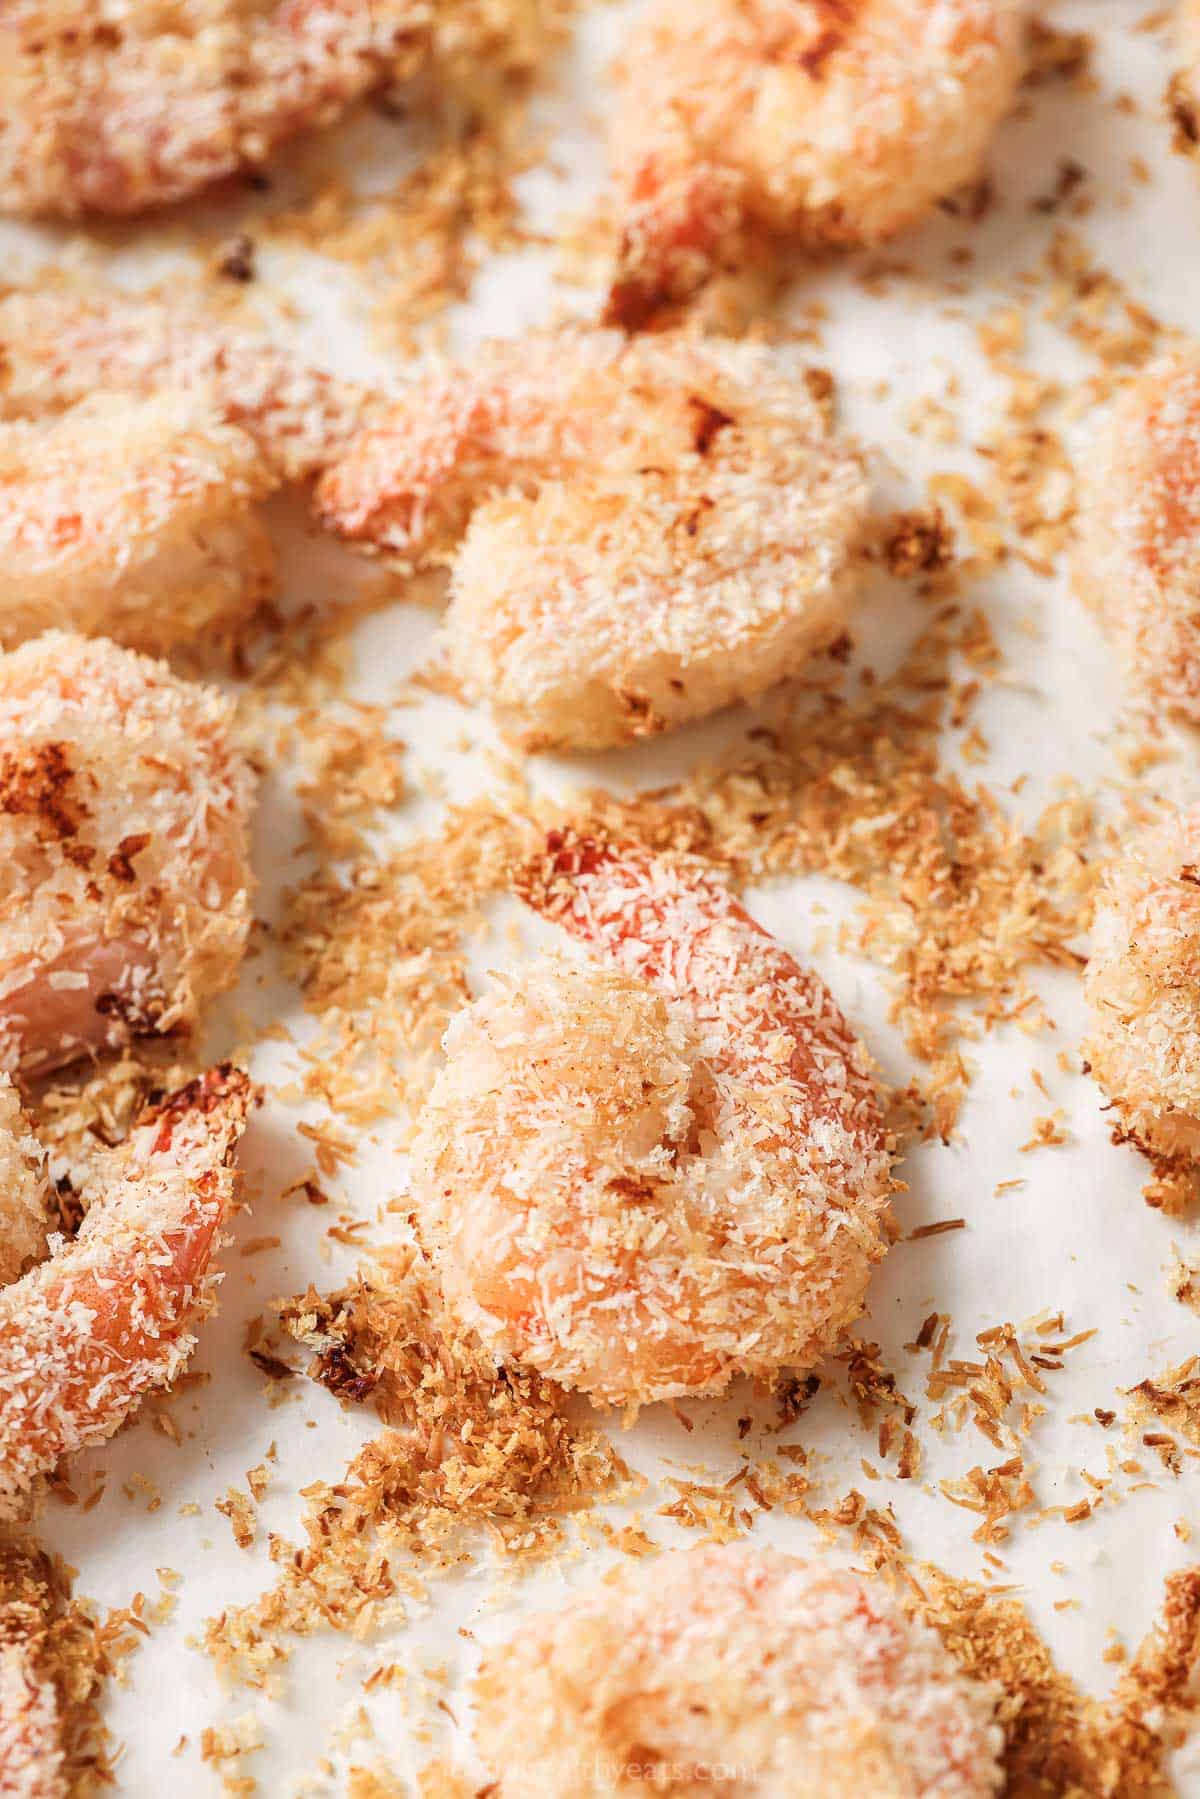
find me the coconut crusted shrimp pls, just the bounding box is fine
[605,0,1026,328]
[0,287,375,483]
[0,0,430,219]
[473,1545,1004,1798]
[0,392,275,655]
[0,1063,253,1515]
[1074,350,1200,721]
[412,832,893,1408]
[317,328,870,750]
[1083,806,1200,1174]
[0,632,255,1078]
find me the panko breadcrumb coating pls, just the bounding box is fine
[0,393,275,655]
[317,328,870,749]
[0,633,256,1078]
[0,1063,253,1517]
[413,832,893,1408]
[1074,350,1200,720]
[0,1078,49,1289]
[0,287,374,483]
[473,1545,1004,1798]
[0,0,431,219]
[605,0,1026,328]
[1084,806,1200,1170]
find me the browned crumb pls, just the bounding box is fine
[203,1246,630,1686]
[1170,1251,1200,1313]
[1022,21,1094,89]
[1125,1357,1200,1472]
[0,1538,141,1796]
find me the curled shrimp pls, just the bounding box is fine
[0,632,256,1079]
[0,392,275,656]
[0,0,429,219]
[0,1063,254,1515]
[412,832,893,1408]
[603,0,1026,328]
[1083,806,1200,1175]
[317,327,870,750]
[1074,350,1200,722]
[473,1544,1004,1798]
[0,287,375,484]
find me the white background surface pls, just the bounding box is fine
[4,2,1200,1790]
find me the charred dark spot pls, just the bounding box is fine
[794,0,858,78]
[687,396,735,455]
[0,741,84,841]
[106,832,151,884]
[216,233,257,282]
[776,1372,821,1425]
[249,1349,297,1382]
[313,1343,379,1406]
[1170,74,1200,153]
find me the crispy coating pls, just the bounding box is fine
[1075,350,1200,720]
[0,633,256,1078]
[605,0,1025,327]
[0,393,276,655]
[317,328,870,749]
[0,1079,49,1289]
[413,832,893,1408]
[0,1063,253,1516]
[0,0,430,219]
[473,1545,1004,1798]
[0,287,374,483]
[0,1547,65,1799]
[1084,806,1200,1168]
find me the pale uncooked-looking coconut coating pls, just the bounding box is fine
[317,327,870,750]
[0,392,275,655]
[0,632,256,1076]
[1075,350,1200,720]
[605,0,1026,327]
[412,833,893,1407]
[473,1545,1004,1798]
[1084,805,1200,1167]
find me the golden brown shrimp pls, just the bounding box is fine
[0,632,256,1079]
[1074,350,1200,721]
[604,0,1026,328]
[0,1080,49,1290]
[1083,805,1200,1173]
[0,0,430,219]
[0,287,375,484]
[0,392,275,656]
[317,328,870,750]
[412,832,893,1409]
[0,1063,253,1516]
[473,1544,1004,1798]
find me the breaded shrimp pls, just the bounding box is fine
[1074,350,1200,721]
[0,1079,49,1289]
[317,328,870,749]
[604,0,1026,328]
[0,633,256,1078]
[1172,0,1200,153]
[0,287,374,483]
[1084,806,1200,1172]
[0,1063,253,1516]
[473,1544,1004,1798]
[0,393,275,656]
[0,0,429,219]
[412,832,893,1408]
